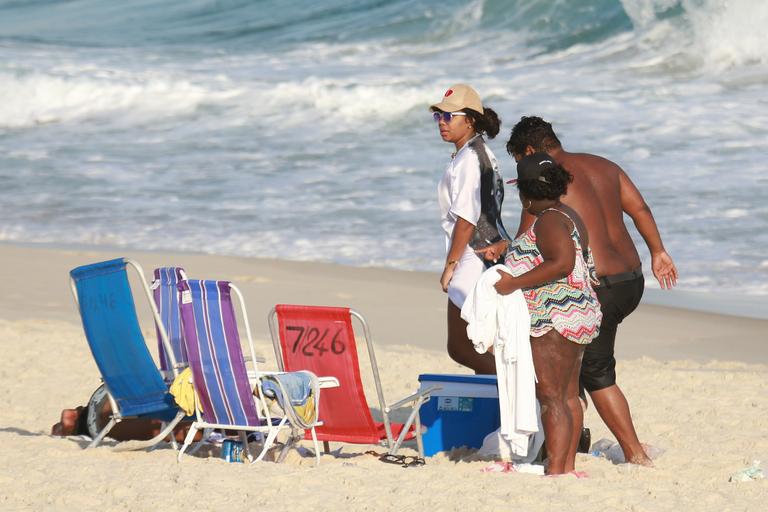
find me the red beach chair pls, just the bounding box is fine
[268,305,435,457]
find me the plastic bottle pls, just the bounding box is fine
[729,460,764,482]
[590,438,666,464]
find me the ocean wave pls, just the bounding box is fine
[620,0,768,71]
[0,60,240,128]
[2,0,767,298]
[2,0,765,74]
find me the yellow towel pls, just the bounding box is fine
[261,392,316,426]
[291,395,316,426]
[169,368,200,416]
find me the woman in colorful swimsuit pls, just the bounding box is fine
[492,152,602,475]
[431,84,510,374]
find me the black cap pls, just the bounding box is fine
[506,152,555,184]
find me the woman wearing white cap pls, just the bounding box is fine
[431,84,509,374]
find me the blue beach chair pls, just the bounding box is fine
[69,258,186,450]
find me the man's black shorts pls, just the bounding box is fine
[580,273,645,393]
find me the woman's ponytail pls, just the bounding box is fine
[465,107,501,139]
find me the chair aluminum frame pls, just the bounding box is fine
[268,306,435,457]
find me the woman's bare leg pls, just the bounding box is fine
[446,300,496,375]
[531,329,582,475]
[565,346,585,472]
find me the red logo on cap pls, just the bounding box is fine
[445,89,453,97]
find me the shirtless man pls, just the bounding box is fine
[488,116,677,465]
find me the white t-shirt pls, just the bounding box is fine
[437,135,499,308]
[438,135,501,251]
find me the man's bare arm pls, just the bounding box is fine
[619,169,678,289]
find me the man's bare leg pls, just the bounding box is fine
[589,384,652,466]
[446,300,496,375]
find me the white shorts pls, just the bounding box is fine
[447,246,485,309]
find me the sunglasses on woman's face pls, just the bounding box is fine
[432,111,467,123]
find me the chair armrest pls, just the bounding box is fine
[243,355,267,364]
[385,385,441,413]
[247,372,338,389]
[247,370,274,380]
[317,376,340,389]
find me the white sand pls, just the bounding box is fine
[1,244,766,510]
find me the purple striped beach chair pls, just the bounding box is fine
[151,267,188,376]
[177,279,322,464]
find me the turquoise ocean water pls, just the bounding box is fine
[1,0,767,309]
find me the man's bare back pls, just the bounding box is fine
[550,150,641,276]
[516,147,675,284]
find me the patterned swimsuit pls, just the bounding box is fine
[504,209,602,345]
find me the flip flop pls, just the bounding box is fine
[378,453,425,468]
[543,470,590,479]
[401,455,425,468]
[379,453,406,465]
[482,461,516,473]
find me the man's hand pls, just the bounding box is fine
[652,250,678,289]
[475,240,509,262]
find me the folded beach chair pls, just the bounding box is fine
[268,305,435,457]
[69,258,186,450]
[176,279,323,464]
[151,267,188,376]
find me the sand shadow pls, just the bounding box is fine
[0,426,45,437]
[0,426,95,448]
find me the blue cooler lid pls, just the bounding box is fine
[418,373,498,398]
[418,374,498,384]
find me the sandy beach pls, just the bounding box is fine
[1,243,766,511]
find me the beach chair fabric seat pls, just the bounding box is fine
[269,304,434,456]
[180,279,260,426]
[152,267,188,374]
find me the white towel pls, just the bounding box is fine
[461,264,539,457]
[477,403,545,464]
